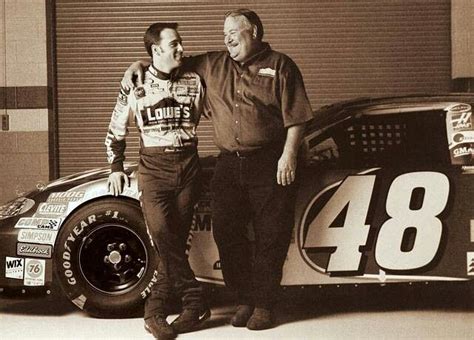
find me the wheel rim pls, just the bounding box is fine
[78,223,148,295]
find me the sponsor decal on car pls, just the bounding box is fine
[191,198,212,232]
[15,217,61,230]
[72,295,87,310]
[17,243,52,259]
[0,197,35,219]
[453,145,474,158]
[24,258,45,286]
[5,257,24,279]
[18,229,57,245]
[446,104,474,165]
[35,202,68,217]
[449,106,472,131]
[46,191,85,203]
[467,253,474,276]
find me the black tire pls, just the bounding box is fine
[54,198,158,318]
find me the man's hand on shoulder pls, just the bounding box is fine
[107,171,130,196]
[121,59,151,91]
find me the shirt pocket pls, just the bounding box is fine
[250,74,275,105]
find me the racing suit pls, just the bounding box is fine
[105,65,205,318]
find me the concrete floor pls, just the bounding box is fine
[0,282,472,339]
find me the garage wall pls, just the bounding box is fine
[54,0,452,176]
[0,0,49,203]
[451,0,474,91]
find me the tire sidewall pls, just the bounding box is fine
[54,198,158,318]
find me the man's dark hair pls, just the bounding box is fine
[144,22,179,57]
[225,9,264,41]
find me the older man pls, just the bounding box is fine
[124,9,313,330]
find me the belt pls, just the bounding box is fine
[221,148,270,158]
[141,144,197,154]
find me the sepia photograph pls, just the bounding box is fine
[0,0,473,339]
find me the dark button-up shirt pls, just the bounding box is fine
[186,43,313,152]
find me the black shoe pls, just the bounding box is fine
[171,308,211,334]
[246,308,274,330]
[230,305,254,327]
[144,316,176,339]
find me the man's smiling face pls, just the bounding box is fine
[223,15,255,62]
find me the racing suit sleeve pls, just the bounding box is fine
[105,84,133,172]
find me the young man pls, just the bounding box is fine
[123,9,313,331]
[105,23,210,339]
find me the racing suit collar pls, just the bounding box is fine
[148,65,181,82]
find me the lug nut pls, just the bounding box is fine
[107,243,115,251]
[124,255,131,263]
[119,243,127,251]
[104,256,110,264]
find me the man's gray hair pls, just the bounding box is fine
[225,9,264,41]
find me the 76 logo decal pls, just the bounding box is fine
[298,171,450,274]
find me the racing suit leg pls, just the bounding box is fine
[140,150,204,319]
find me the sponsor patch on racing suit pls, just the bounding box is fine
[105,66,204,171]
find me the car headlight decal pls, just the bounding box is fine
[0,197,35,220]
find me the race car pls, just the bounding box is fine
[1,94,474,318]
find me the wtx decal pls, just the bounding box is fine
[5,257,24,279]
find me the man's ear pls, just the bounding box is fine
[152,44,161,56]
[252,25,257,39]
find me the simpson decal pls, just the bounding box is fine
[18,229,57,245]
[5,257,24,279]
[17,243,52,259]
[46,191,85,203]
[15,217,61,230]
[24,258,45,286]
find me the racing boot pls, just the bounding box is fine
[144,315,176,340]
[246,307,273,330]
[230,305,254,327]
[171,308,211,333]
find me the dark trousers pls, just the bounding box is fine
[211,149,298,309]
[139,149,204,319]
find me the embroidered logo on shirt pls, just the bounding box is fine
[258,68,276,77]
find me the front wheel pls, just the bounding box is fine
[54,198,158,318]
